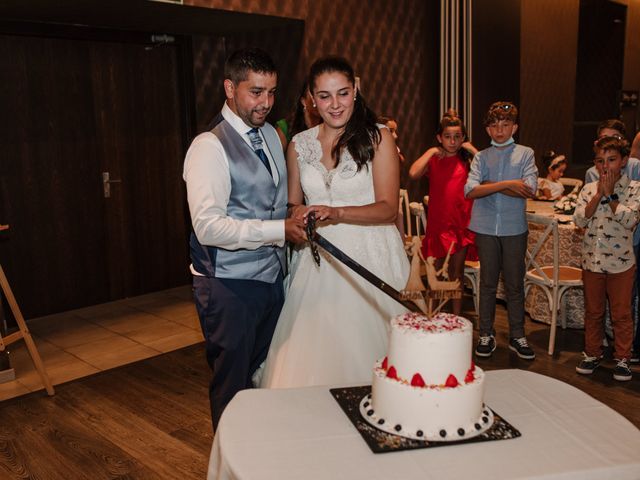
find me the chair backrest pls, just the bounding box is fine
[409,202,426,235]
[400,188,417,237]
[421,196,430,235]
[400,189,412,237]
[559,177,583,194]
[526,213,559,286]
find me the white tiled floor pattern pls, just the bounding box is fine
[0,285,202,401]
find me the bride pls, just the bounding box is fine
[259,56,410,388]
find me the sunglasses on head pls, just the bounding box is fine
[492,104,514,112]
[598,134,624,141]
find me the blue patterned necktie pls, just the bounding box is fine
[248,128,273,177]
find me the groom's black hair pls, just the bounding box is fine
[224,47,277,84]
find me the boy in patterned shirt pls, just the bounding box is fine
[574,136,640,381]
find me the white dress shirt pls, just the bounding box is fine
[183,102,285,273]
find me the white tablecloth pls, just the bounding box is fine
[208,370,640,480]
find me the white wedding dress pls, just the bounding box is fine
[259,125,410,388]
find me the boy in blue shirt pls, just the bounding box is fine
[464,102,538,359]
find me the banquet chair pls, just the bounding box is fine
[559,177,583,194]
[399,189,413,238]
[409,202,426,236]
[525,213,583,355]
[463,260,480,316]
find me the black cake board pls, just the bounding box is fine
[330,385,521,454]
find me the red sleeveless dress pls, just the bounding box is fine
[421,153,477,260]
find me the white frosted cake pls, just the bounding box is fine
[360,312,493,441]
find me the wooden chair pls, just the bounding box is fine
[399,189,412,238]
[463,260,480,316]
[524,213,583,355]
[0,253,54,395]
[408,202,426,236]
[403,202,427,278]
[559,177,583,194]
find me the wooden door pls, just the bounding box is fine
[90,40,190,300]
[0,31,190,319]
[0,34,110,317]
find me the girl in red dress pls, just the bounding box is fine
[409,110,477,315]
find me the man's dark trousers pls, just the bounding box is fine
[193,271,284,430]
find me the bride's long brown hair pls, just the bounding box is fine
[308,56,380,171]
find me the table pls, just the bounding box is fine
[208,370,640,480]
[524,200,585,328]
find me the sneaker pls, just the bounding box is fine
[508,337,536,360]
[475,335,496,357]
[613,358,632,381]
[630,351,639,364]
[575,352,601,375]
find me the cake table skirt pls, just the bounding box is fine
[208,369,640,480]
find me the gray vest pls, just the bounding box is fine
[189,114,287,283]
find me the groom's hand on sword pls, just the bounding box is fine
[285,217,307,244]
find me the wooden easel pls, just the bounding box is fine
[0,225,54,395]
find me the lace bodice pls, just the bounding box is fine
[293,125,375,207]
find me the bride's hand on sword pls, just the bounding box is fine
[304,205,344,223]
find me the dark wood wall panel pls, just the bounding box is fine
[191,35,227,133]
[571,0,627,170]
[185,0,307,20]
[520,0,579,171]
[191,22,305,134]
[471,0,521,148]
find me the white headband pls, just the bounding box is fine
[550,155,566,169]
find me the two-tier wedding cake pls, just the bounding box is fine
[360,312,493,441]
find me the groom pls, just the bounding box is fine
[183,47,306,430]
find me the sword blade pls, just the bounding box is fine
[313,233,421,313]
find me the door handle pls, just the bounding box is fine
[102,172,122,198]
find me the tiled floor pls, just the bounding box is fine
[0,285,203,401]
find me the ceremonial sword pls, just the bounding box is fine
[305,212,421,313]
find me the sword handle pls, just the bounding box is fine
[306,211,321,266]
